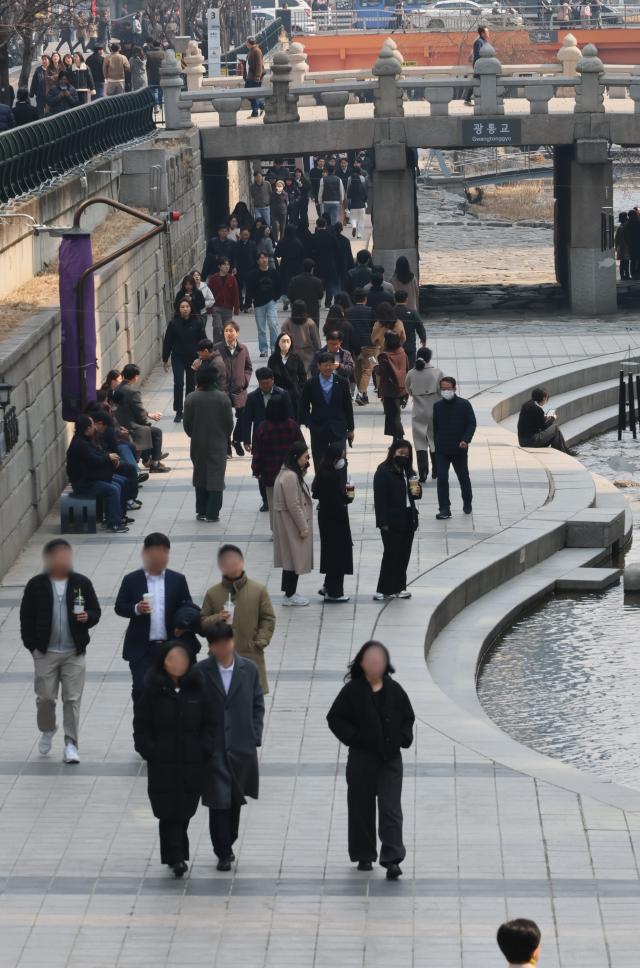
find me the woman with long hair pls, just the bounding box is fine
[130,46,148,90]
[272,441,313,606]
[268,332,307,422]
[230,200,254,231]
[133,642,214,878]
[280,300,321,374]
[375,331,409,440]
[371,302,406,355]
[70,51,95,102]
[255,223,276,270]
[327,640,415,879]
[405,346,443,482]
[372,438,421,601]
[174,274,206,317]
[389,256,419,311]
[312,441,353,603]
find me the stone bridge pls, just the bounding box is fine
[161,36,640,315]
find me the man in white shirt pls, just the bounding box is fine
[115,533,194,702]
[198,622,264,871]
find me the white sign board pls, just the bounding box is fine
[207,8,222,77]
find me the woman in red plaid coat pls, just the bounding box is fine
[251,395,305,530]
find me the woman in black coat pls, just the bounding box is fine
[372,438,421,601]
[268,332,307,422]
[327,640,414,880]
[311,441,353,602]
[133,642,215,878]
[275,226,305,310]
[174,274,206,317]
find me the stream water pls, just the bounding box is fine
[477,429,640,791]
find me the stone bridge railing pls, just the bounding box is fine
[161,34,640,130]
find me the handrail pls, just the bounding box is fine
[0,88,155,206]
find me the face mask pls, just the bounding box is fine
[441,389,455,401]
[395,456,410,469]
[335,458,346,470]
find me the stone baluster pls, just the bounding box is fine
[423,84,454,117]
[211,97,243,126]
[263,51,299,124]
[372,38,404,118]
[320,91,350,120]
[575,43,605,113]
[556,32,581,98]
[629,68,640,113]
[474,43,504,116]
[524,80,554,114]
[160,50,191,130]
[183,39,206,91]
[288,41,309,87]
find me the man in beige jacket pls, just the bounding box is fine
[201,544,275,694]
[104,43,130,96]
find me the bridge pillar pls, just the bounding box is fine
[370,130,418,280]
[555,140,616,315]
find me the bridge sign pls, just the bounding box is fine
[462,119,521,147]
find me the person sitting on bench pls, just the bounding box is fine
[66,415,130,534]
[517,387,570,453]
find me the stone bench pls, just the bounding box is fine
[60,492,100,535]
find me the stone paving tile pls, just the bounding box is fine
[1,324,640,965]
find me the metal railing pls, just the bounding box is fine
[0,88,156,205]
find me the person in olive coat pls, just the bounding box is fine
[133,642,215,878]
[327,640,415,880]
[311,441,353,602]
[197,622,264,871]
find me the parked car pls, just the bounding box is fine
[251,0,318,32]
[407,0,523,28]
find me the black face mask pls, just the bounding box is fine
[394,456,410,469]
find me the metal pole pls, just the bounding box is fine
[618,369,626,440]
[629,371,637,440]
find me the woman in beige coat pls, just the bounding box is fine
[371,301,406,355]
[280,300,321,374]
[405,347,443,483]
[272,441,313,607]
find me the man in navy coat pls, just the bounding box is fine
[115,532,194,701]
[300,354,354,472]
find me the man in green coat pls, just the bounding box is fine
[200,544,276,694]
[183,367,233,523]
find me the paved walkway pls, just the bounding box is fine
[2,321,640,968]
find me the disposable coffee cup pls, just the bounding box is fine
[143,593,154,612]
[73,603,84,615]
[409,478,421,498]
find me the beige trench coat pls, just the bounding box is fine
[272,467,313,575]
[405,364,443,451]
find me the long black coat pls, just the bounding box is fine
[312,469,353,576]
[327,676,415,760]
[373,460,420,532]
[268,350,307,420]
[133,668,215,820]
[197,654,264,808]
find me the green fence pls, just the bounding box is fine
[0,88,156,204]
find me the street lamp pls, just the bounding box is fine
[0,383,13,409]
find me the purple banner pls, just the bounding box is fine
[59,233,97,422]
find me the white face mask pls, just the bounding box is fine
[441,389,455,401]
[335,458,346,470]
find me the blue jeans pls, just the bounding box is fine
[322,201,340,225]
[254,206,271,227]
[254,301,280,354]
[74,478,126,526]
[245,78,264,113]
[92,83,105,99]
[149,84,163,107]
[117,442,138,468]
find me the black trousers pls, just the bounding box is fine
[209,799,242,859]
[141,425,164,463]
[324,570,344,597]
[171,356,196,413]
[416,450,429,481]
[382,396,404,439]
[282,570,299,597]
[377,518,414,595]
[310,430,346,472]
[159,818,190,865]
[346,749,405,866]
[232,407,244,443]
[436,450,472,512]
[620,259,630,280]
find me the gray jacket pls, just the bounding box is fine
[130,55,147,90]
[250,179,272,209]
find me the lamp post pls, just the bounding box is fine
[0,383,17,459]
[0,383,13,409]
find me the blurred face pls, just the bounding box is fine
[142,544,170,574]
[224,324,238,345]
[45,545,73,578]
[192,270,201,285]
[164,646,190,680]
[41,56,49,66]
[229,217,238,229]
[278,334,291,354]
[255,173,262,183]
[263,226,271,238]
[183,279,193,292]
[297,450,310,472]
[394,446,410,461]
[257,253,268,270]
[240,229,250,241]
[198,348,213,360]
[209,635,235,665]
[319,359,334,379]
[258,376,274,394]
[327,337,341,355]
[179,300,191,318]
[218,227,228,240]
[64,54,72,65]
[219,261,229,276]
[360,645,387,681]
[218,550,244,580]
[110,374,122,388]
[83,419,95,437]
[94,419,107,434]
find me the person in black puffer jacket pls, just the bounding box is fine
[432,375,476,519]
[327,639,414,880]
[162,300,207,422]
[133,642,215,878]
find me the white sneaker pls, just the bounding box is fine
[38,728,57,755]
[395,590,412,599]
[63,742,80,764]
[373,592,392,601]
[282,593,310,607]
[325,595,350,603]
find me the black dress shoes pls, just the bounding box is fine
[172,861,188,878]
[357,861,373,871]
[385,863,402,880]
[216,857,232,871]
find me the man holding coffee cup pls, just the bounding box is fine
[115,533,194,702]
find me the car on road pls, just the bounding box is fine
[251,0,318,32]
[407,0,523,29]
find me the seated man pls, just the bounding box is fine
[114,363,170,473]
[517,387,570,453]
[66,415,129,533]
[92,410,142,511]
[309,330,356,390]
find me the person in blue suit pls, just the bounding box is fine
[115,532,194,702]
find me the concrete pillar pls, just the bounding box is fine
[553,145,571,289]
[567,140,616,315]
[160,50,191,130]
[183,39,206,91]
[372,38,404,118]
[263,51,299,124]
[370,129,418,280]
[556,33,581,98]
